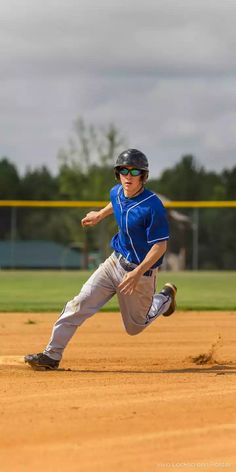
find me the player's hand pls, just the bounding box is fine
[81,211,101,227]
[118,269,141,295]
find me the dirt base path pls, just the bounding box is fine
[0,311,236,472]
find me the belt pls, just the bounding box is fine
[114,251,153,277]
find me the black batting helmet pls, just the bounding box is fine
[114,149,149,171]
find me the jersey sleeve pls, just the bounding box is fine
[146,201,169,244]
[110,184,121,207]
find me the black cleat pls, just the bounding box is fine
[160,283,177,317]
[24,353,60,371]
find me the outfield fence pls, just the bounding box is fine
[0,200,235,270]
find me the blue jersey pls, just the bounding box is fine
[110,184,169,268]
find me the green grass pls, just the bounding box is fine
[0,270,235,312]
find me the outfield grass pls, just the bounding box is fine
[0,270,235,312]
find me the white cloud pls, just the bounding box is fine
[0,0,236,176]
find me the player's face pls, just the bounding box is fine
[119,166,143,197]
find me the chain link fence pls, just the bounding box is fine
[0,200,235,270]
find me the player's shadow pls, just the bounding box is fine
[158,364,236,375]
[60,364,236,375]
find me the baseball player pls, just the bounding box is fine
[25,149,177,370]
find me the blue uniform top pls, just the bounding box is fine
[110,184,169,268]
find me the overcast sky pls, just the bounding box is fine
[1,0,236,177]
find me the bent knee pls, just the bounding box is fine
[125,325,144,336]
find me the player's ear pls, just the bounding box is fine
[142,171,148,183]
[114,170,120,181]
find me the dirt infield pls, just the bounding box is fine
[0,311,236,472]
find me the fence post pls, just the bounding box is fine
[192,207,199,270]
[10,206,17,269]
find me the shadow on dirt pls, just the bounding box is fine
[159,364,236,375]
[51,364,236,375]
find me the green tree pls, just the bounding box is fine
[58,117,125,200]
[148,155,225,202]
[0,157,20,198]
[223,167,236,199]
[57,118,125,260]
[0,157,21,239]
[20,166,59,200]
[18,166,60,243]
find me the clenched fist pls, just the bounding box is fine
[81,211,101,227]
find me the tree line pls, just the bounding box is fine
[0,118,235,269]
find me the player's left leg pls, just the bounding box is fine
[25,255,117,369]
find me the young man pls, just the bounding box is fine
[25,149,177,370]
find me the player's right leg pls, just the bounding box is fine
[118,276,177,336]
[25,256,117,370]
[144,283,177,324]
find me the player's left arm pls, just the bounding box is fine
[118,241,167,295]
[134,240,167,275]
[81,202,113,227]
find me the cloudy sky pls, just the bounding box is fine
[1,0,236,177]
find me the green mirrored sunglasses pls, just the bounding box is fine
[118,167,142,176]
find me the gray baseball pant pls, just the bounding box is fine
[44,252,171,361]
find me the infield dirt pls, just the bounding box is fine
[0,311,236,472]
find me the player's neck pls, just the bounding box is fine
[123,185,144,199]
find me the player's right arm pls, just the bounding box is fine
[81,202,113,227]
